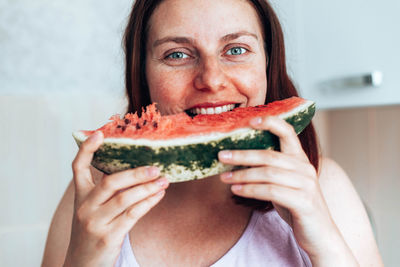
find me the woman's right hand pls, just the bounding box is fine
[64,131,169,267]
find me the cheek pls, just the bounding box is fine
[232,64,267,106]
[253,70,267,103]
[147,68,191,114]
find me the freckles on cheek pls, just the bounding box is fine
[148,70,189,114]
[150,83,176,105]
[148,70,173,101]
[233,66,267,105]
[251,66,268,100]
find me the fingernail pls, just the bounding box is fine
[156,177,169,188]
[250,117,262,125]
[219,151,232,160]
[221,172,233,180]
[146,166,160,177]
[232,184,242,191]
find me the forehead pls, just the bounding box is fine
[147,0,263,41]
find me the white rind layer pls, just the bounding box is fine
[72,100,314,147]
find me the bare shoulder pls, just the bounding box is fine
[41,167,103,267]
[318,157,358,201]
[318,157,383,267]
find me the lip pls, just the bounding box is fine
[188,102,238,109]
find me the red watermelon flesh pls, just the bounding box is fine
[82,97,308,140]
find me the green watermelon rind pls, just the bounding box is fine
[72,100,315,183]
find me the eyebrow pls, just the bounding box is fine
[153,36,195,47]
[152,31,258,48]
[221,31,258,42]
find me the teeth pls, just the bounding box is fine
[190,104,236,115]
[206,107,214,114]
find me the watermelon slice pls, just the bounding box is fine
[73,97,315,182]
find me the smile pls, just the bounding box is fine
[187,104,239,115]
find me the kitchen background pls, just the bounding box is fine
[0,0,399,266]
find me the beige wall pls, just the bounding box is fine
[314,106,400,266]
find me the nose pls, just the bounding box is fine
[193,57,228,92]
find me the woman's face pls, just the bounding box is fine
[145,0,267,115]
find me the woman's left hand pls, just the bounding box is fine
[218,116,354,264]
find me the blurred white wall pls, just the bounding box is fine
[0,0,132,266]
[0,0,132,94]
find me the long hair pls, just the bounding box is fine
[123,0,320,210]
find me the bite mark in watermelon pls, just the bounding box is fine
[73,97,315,182]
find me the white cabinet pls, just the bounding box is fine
[272,0,400,110]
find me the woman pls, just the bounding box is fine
[42,0,383,266]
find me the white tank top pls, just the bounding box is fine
[115,209,311,267]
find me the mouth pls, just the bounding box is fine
[185,103,240,117]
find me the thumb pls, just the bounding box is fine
[72,131,104,201]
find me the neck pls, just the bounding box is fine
[129,176,254,265]
[142,175,251,223]
[156,175,234,214]
[165,175,231,205]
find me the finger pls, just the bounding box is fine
[72,131,104,199]
[85,166,161,207]
[230,183,302,211]
[111,190,166,235]
[218,149,315,176]
[95,177,169,224]
[220,166,310,189]
[250,116,307,159]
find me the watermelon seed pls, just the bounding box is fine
[143,120,147,125]
[153,122,158,128]
[124,119,131,124]
[121,126,127,131]
[136,123,141,130]
[117,125,122,128]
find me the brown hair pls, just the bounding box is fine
[123,0,320,210]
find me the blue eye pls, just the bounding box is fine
[226,47,247,56]
[166,52,188,59]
